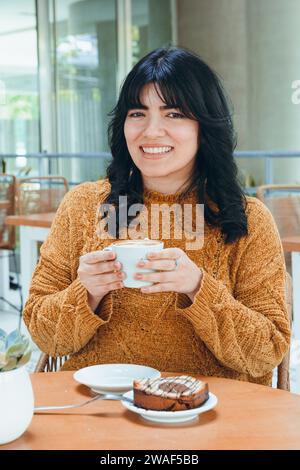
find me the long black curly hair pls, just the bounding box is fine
[104,46,248,243]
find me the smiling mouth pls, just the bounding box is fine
[140,146,174,157]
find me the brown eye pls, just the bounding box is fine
[168,112,185,119]
[128,112,144,118]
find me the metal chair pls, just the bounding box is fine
[0,174,23,313]
[0,174,16,250]
[34,354,69,373]
[256,184,300,280]
[277,272,292,391]
[256,185,300,239]
[16,176,69,215]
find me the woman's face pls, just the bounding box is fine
[124,83,199,184]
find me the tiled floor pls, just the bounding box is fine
[1,304,299,393]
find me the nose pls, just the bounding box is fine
[142,116,167,138]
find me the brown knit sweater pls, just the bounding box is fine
[23,179,291,386]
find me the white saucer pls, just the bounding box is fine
[121,391,218,424]
[73,364,161,394]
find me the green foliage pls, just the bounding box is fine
[0,328,31,372]
[7,94,39,120]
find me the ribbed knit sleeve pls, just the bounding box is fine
[175,199,291,378]
[23,184,112,357]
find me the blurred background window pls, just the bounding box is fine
[0,0,174,184]
[53,0,119,182]
[0,0,40,176]
[0,0,300,187]
[131,0,173,65]
[51,0,174,183]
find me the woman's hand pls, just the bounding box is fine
[78,250,125,311]
[134,248,203,301]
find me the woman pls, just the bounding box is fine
[23,46,290,385]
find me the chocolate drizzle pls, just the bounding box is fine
[159,382,189,394]
[137,375,203,399]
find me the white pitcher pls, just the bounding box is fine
[0,366,34,445]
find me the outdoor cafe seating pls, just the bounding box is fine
[0,174,69,313]
[1,178,300,450]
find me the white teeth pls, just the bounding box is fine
[142,146,173,154]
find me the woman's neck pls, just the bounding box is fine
[142,175,191,196]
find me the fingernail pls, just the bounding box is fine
[138,261,145,267]
[147,253,155,258]
[135,273,142,279]
[114,262,120,268]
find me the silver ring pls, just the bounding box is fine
[174,258,180,269]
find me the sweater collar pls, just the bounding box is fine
[143,186,198,204]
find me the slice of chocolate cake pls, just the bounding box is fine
[133,375,209,411]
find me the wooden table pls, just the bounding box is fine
[5,213,55,302]
[1,371,300,450]
[282,235,300,393]
[5,212,55,229]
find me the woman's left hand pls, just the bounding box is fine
[134,248,203,301]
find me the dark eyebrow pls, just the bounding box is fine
[129,104,180,110]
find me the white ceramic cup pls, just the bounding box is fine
[104,238,164,288]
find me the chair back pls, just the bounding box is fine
[0,174,16,250]
[277,271,293,391]
[16,176,69,215]
[34,353,69,373]
[256,185,300,238]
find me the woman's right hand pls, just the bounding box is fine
[78,249,125,312]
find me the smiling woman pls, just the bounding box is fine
[124,83,199,190]
[105,46,247,243]
[23,46,290,388]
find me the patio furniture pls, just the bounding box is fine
[256,185,300,238]
[257,184,300,392]
[256,184,300,272]
[5,212,55,303]
[4,176,68,305]
[0,174,22,313]
[2,371,300,450]
[16,176,69,215]
[0,174,16,250]
[34,354,69,373]
[278,271,292,391]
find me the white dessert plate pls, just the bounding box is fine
[121,391,218,424]
[73,364,161,394]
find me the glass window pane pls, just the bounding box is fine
[53,0,117,182]
[132,0,173,66]
[0,0,39,174]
